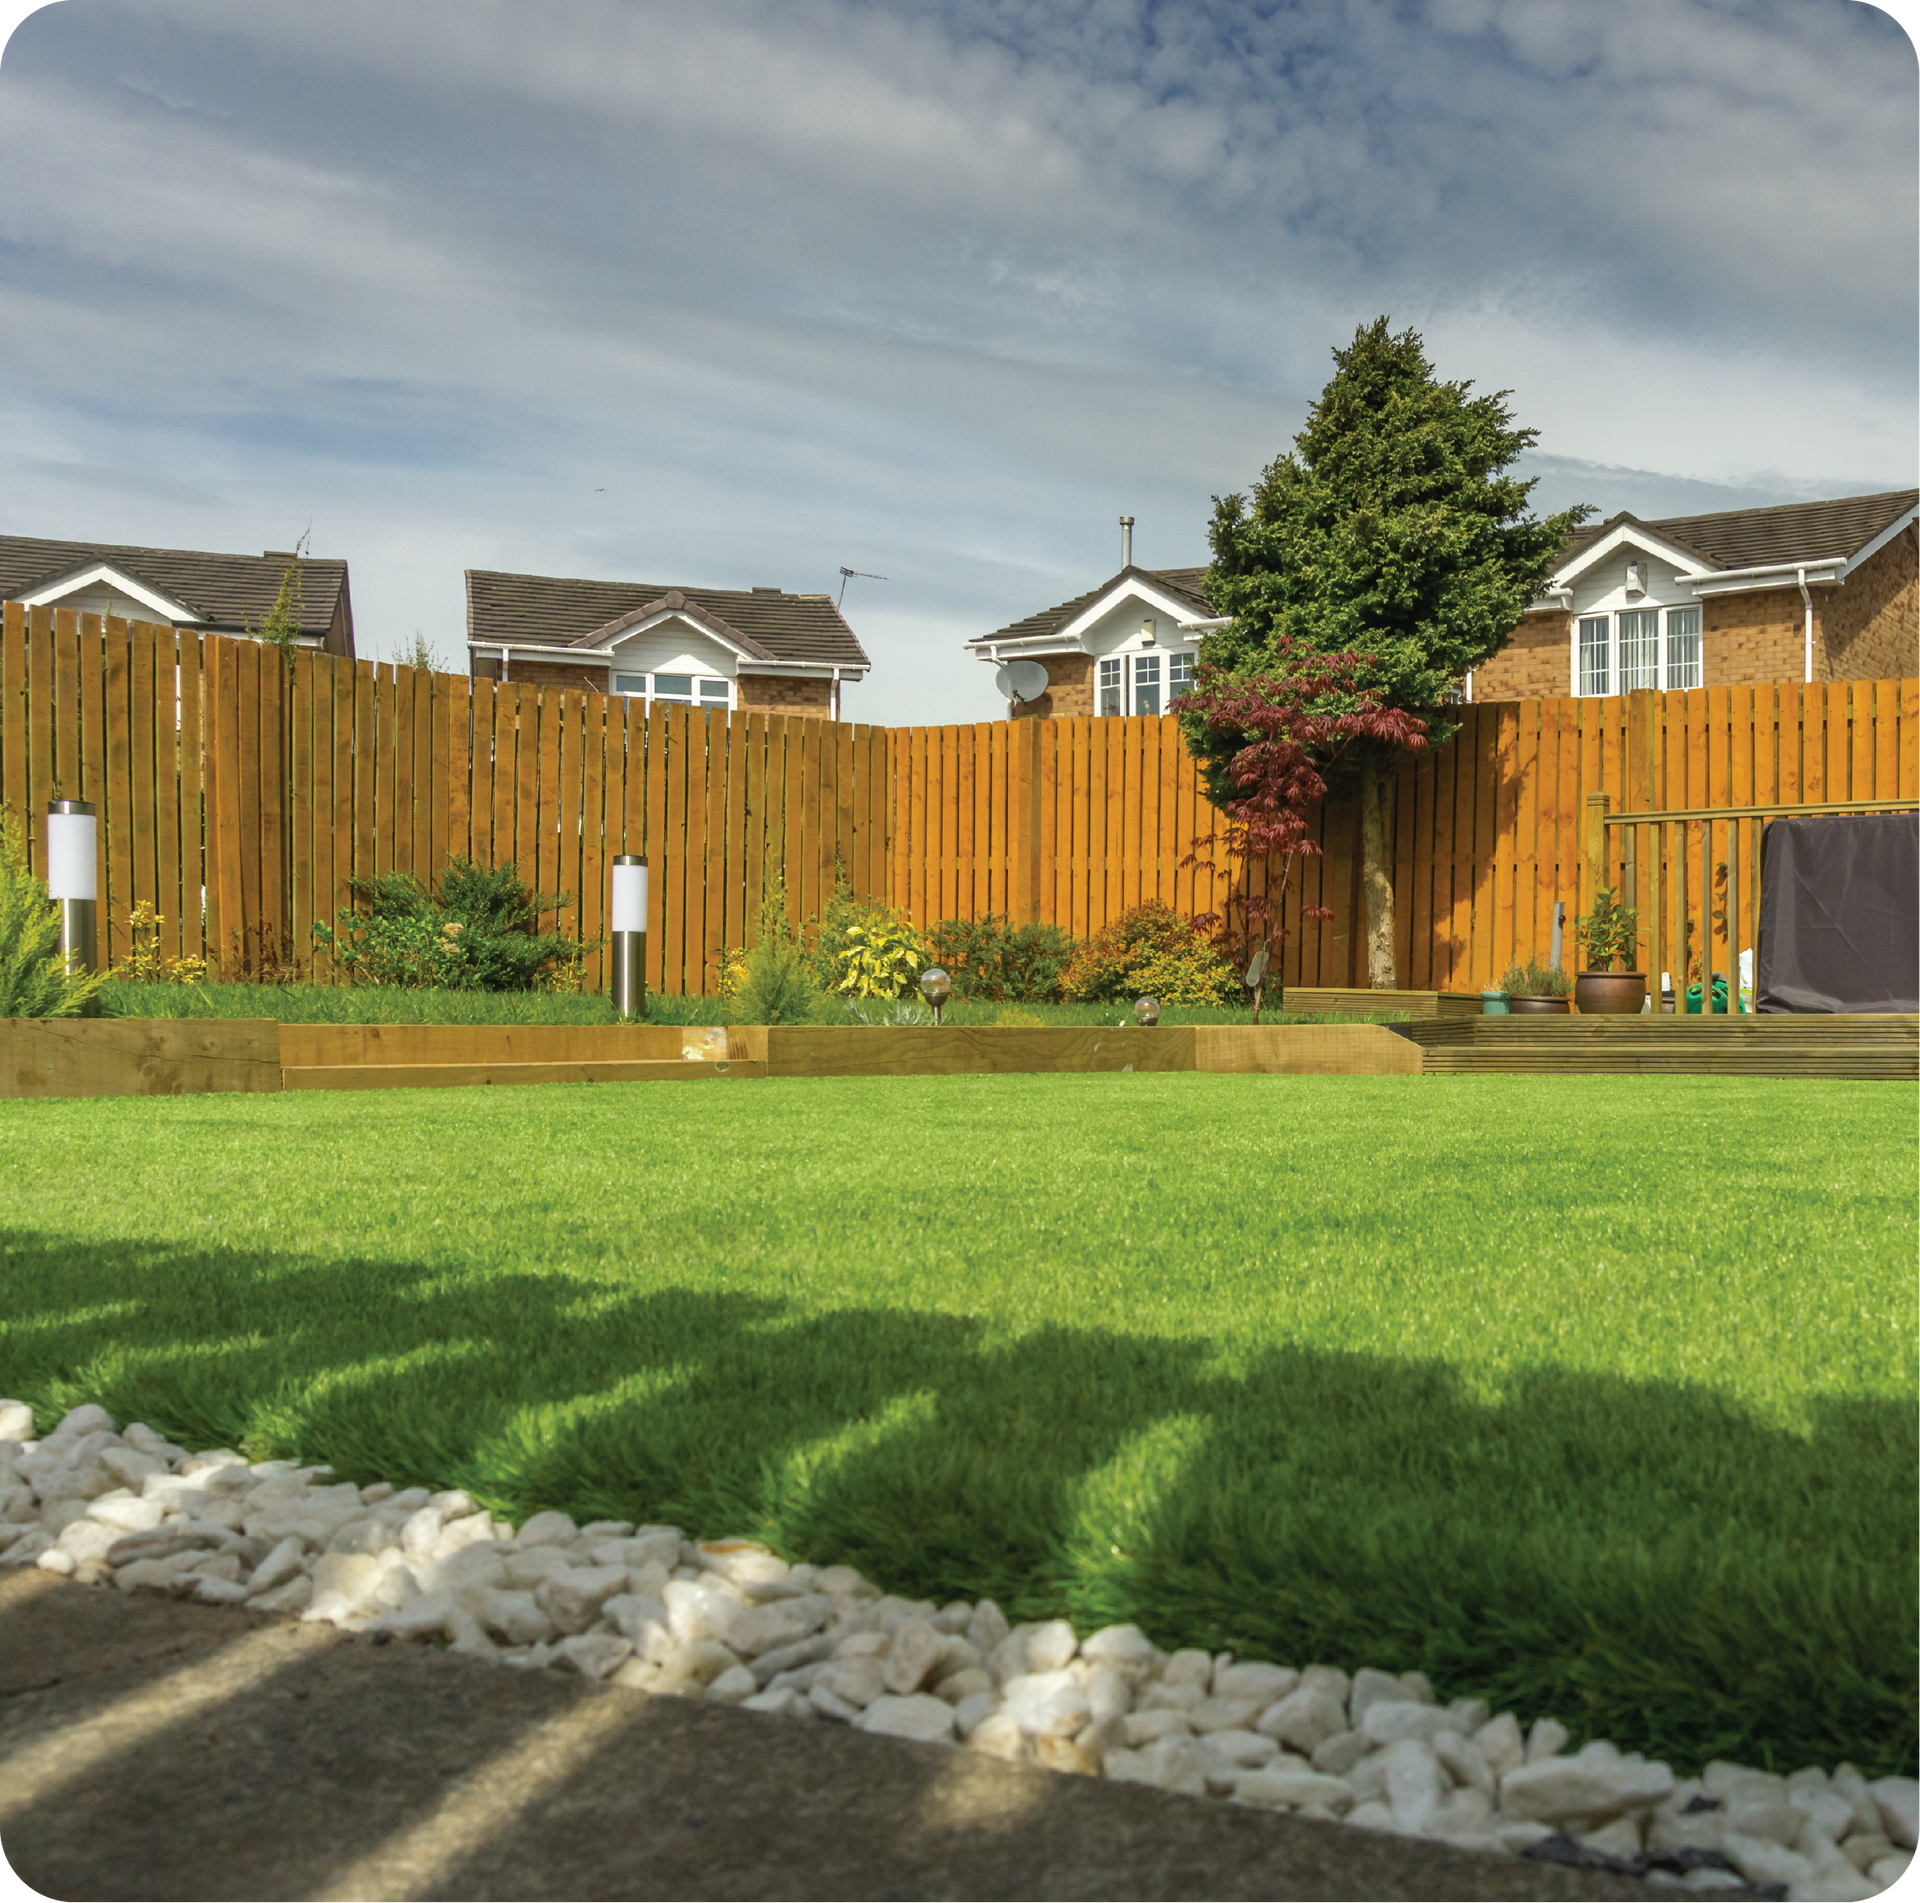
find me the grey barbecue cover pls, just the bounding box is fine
[1756,811,1918,1014]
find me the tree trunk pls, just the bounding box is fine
[1359,754,1396,989]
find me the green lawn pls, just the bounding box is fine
[2,1073,1912,1776]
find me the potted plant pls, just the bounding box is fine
[1573,888,1647,1014]
[1498,959,1572,1014]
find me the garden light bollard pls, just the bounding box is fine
[919,966,951,1026]
[45,798,98,981]
[1134,996,1160,1026]
[609,855,648,1021]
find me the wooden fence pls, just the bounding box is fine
[4,600,1914,996]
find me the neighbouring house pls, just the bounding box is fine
[963,521,1222,719]
[1472,489,1917,701]
[0,534,355,657]
[465,568,871,718]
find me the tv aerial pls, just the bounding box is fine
[994,659,1050,705]
[838,566,888,608]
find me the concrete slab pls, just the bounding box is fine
[1,1572,1669,1901]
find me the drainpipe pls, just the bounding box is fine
[831,666,842,722]
[1797,567,1813,683]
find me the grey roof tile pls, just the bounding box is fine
[0,534,348,639]
[466,570,869,669]
[977,565,1215,646]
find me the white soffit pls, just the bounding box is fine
[17,561,198,625]
[1841,506,1919,579]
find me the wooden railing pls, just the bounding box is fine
[1595,792,1919,1011]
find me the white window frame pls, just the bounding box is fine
[612,670,733,712]
[1094,649,1195,717]
[1168,652,1197,702]
[1097,657,1123,717]
[1578,616,1610,697]
[1665,607,1701,691]
[1618,608,1660,692]
[1132,652,1162,717]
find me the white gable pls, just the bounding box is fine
[16,561,197,626]
[604,614,739,680]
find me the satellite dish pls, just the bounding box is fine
[995,660,1050,704]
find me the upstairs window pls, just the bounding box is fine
[1133,653,1161,716]
[1098,658,1123,717]
[1579,616,1610,697]
[613,671,733,711]
[1666,607,1701,690]
[1619,609,1660,692]
[1168,652,1197,701]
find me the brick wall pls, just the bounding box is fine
[1473,612,1569,701]
[1704,588,1805,685]
[1017,652,1093,719]
[738,673,833,715]
[502,658,610,693]
[1822,524,1918,681]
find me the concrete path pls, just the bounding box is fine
[1,1571,1668,1901]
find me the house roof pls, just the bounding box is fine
[977,565,1215,648]
[466,569,870,670]
[1555,489,1918,578]
[0,534,348,639]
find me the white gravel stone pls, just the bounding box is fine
[857,1693,956,1744]
[3,1401,1898,1880]
[1869,1778,1918,1850]
[1000,1669,1091,1738]
[1024,1620,1077,1674]
[1258,1686,1348,1753]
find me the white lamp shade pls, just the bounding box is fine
[610,862,648,933]
[45,812,97,900]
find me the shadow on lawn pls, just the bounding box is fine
[1,1225,1913,1778]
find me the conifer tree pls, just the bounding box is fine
[1185,319,1590,986]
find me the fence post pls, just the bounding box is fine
[1011,716,1044,925]
[1584,790,1609,914]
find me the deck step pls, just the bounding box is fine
[1411,1013,1917,1080]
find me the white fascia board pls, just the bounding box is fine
[735,659,866,678]
[1053,577,1213,649]
[1839,506,1919,580]
[964,632,1085,657]
[18,561,198,624]
[477,641,606,663]
[1682,562,1843,596]
[1550,524,1710,590]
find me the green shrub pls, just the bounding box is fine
[313,858,591,991]
[0,808,106,1019]
[733,936,819,1024]
[926,913,1075,1002]
[833,914,926,999]
[1059,903,1236,1005]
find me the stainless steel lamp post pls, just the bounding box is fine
[610,855,648,1020]
[46,798,98,987]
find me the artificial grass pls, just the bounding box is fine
[100,980,1405,1029]
[1,1073,1912,1777]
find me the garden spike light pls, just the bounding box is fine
[918,966,951,1026]
[609,856,648,1020]
[45,799,97,982]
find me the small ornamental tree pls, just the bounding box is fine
[1186,318,1591,986]
[1179,641,1428,984]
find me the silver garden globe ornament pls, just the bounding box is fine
[919,966,952,1025]
[1134,996,1161,1027]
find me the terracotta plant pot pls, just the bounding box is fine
[1574,971,1648,1015]
[1507,995,1571,1014]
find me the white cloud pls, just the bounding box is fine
[0,0,1910,725]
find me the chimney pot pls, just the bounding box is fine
[1120,515,1134,567]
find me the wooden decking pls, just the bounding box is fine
[1391,1014,1919,1079]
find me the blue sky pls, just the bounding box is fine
[0,0,1914,722]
